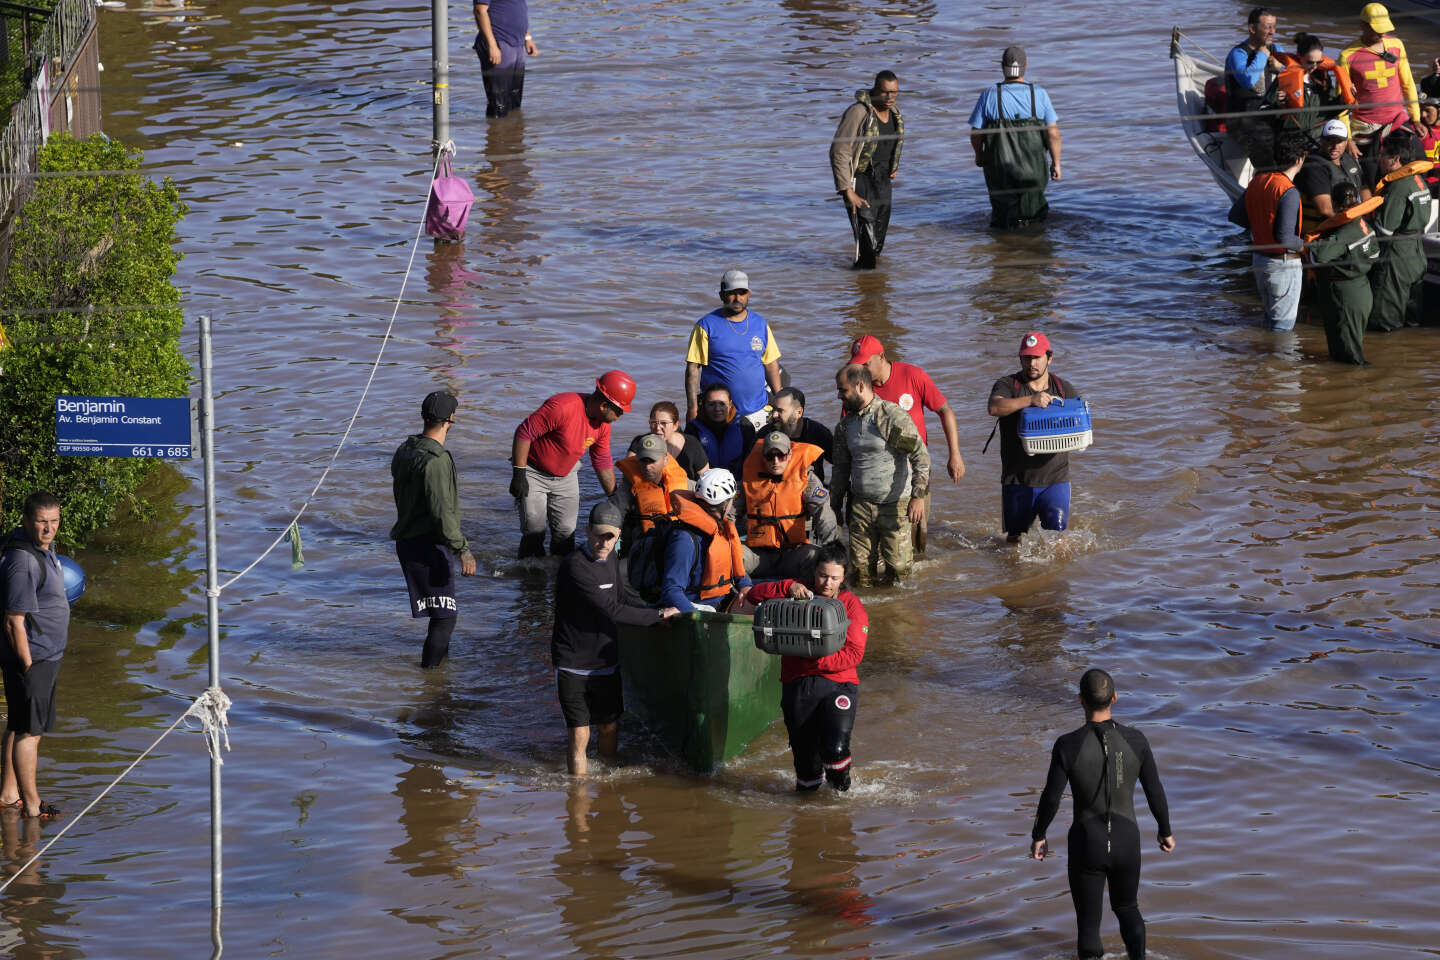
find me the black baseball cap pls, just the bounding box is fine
[421,391,458,422]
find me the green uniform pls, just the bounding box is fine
[832,397,929,584]
[1309,215,1379,364]
[1368,170,1433,332]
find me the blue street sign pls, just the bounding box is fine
[55,395,195,459]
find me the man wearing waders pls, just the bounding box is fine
[1307,182,1380,364]
[1368,132,1435,332]
[968,46,1061,229]
[830,71,903,269]
[1031,669,1176,960]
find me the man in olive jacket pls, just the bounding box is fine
[390,390,476,668]
[830,70,903,269]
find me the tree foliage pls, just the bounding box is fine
[0,134,188,546]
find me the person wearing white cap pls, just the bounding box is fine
[967,45,1062,229]
[1339,3,1420,182]
[684,269,782,431]
[1294,118,1370,236]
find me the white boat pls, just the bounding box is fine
[1170,26,1253,204]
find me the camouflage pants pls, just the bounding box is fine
[847,497,911,584]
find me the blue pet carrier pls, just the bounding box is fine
[1017,398,1093,455]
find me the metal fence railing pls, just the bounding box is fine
[0,0,94,226]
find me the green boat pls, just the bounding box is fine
[618,610,782,773]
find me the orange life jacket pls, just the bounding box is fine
[670,492,746,601]
[1273,54,1357,111]
[615,454,688,532]
[1307,194,1384,239]
[741,441,824,550]
[1376,159,1436,193]
[1245,171,1301,254]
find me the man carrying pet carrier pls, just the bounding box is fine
[986,332,1084,544]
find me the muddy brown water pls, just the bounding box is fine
[3,0,1438,957]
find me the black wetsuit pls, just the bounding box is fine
[1032,719,1172,960]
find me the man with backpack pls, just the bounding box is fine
[968,46,1062,229]
[1,491,70,820]
[986,333,1084,544]
[830,70,904,269]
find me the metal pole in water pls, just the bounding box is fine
[199,314,224,956]
[432,0,449,154]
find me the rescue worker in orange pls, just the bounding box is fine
[738,430,839,581]
[1268,34,1356,142]
[1229,132,1309,331]
[658,468,752,614]
[1339,4,1420,182]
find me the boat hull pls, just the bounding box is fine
[619,611,781,773]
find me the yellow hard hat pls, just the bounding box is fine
[1361,2,1396,33]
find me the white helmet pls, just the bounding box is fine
[696,468,737,505]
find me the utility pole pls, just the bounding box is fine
[199,314,224,957]
[432,0,450,155]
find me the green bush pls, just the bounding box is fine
[0,134,188,547]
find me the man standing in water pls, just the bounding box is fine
[391,392,477,668]
[684,270,783,431]
[1,491,69,819]
[551,503,677,775]
[473,0,538,118]
[1030,669,1176,960]
[986,332,1082,544]
[968,46,1061,229]
[511,371,633,558]
[830,70,903,269]
[747,542,867,792]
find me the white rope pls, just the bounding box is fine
[0,690,227,894]
[183,687,232,764]
[216,149,449,593]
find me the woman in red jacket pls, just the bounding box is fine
[748,542,868,792]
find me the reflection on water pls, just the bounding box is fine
[10,0,1436,956]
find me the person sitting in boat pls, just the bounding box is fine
[658,468,752,614]
[1306,182,1381,365]
[1368,131,1435,332]
[685,384,757,480]
[1398,96,1440,194]
[1295,119,1370,236]
[737,430,839,582]
[1225,6,1286,164]
[1339,3,1421,184]
[1264,33,1356,143]
[611,433,692,600]
[638,401,708,481]
[551,503,679,776]
[747,542,867,793]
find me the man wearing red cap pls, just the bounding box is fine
[986,333,1082,543]
[510,372,633,558]
[847,335,963,554]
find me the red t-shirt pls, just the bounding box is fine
[748,580,867,684]
[515,393,613,476]
[872,361,946,443]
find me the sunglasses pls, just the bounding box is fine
[764,450,788,460]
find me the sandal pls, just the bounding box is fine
[22,802,61,820]
[0,798,21,810]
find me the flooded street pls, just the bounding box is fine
[3,0,1437,956]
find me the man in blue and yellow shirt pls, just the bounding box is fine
[684,269,782,430]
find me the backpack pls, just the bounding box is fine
[424,153,474,242]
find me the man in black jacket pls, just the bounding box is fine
[552,502,677,774]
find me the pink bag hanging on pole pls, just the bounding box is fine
[425,153,474,242]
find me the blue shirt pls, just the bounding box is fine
[659,526,751,613]
[687,308,779,416]
[1225,43,1280,95]
[477,0,528,49]
[968,82,1059,127]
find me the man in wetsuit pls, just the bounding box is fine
[1031,669,1176,960]
[1225,7,1285,164]
[747,542,867,792]
[830,71,903,269]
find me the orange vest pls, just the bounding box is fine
[1307,194,1383,239]
[615,454,688,532]
[1274,55,1356,112]
[741,441,824,549]
[1375,159,1436,194]
[670,492,746,601]
[1245,171,1300,254]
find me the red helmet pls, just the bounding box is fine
[595,370,636,412]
